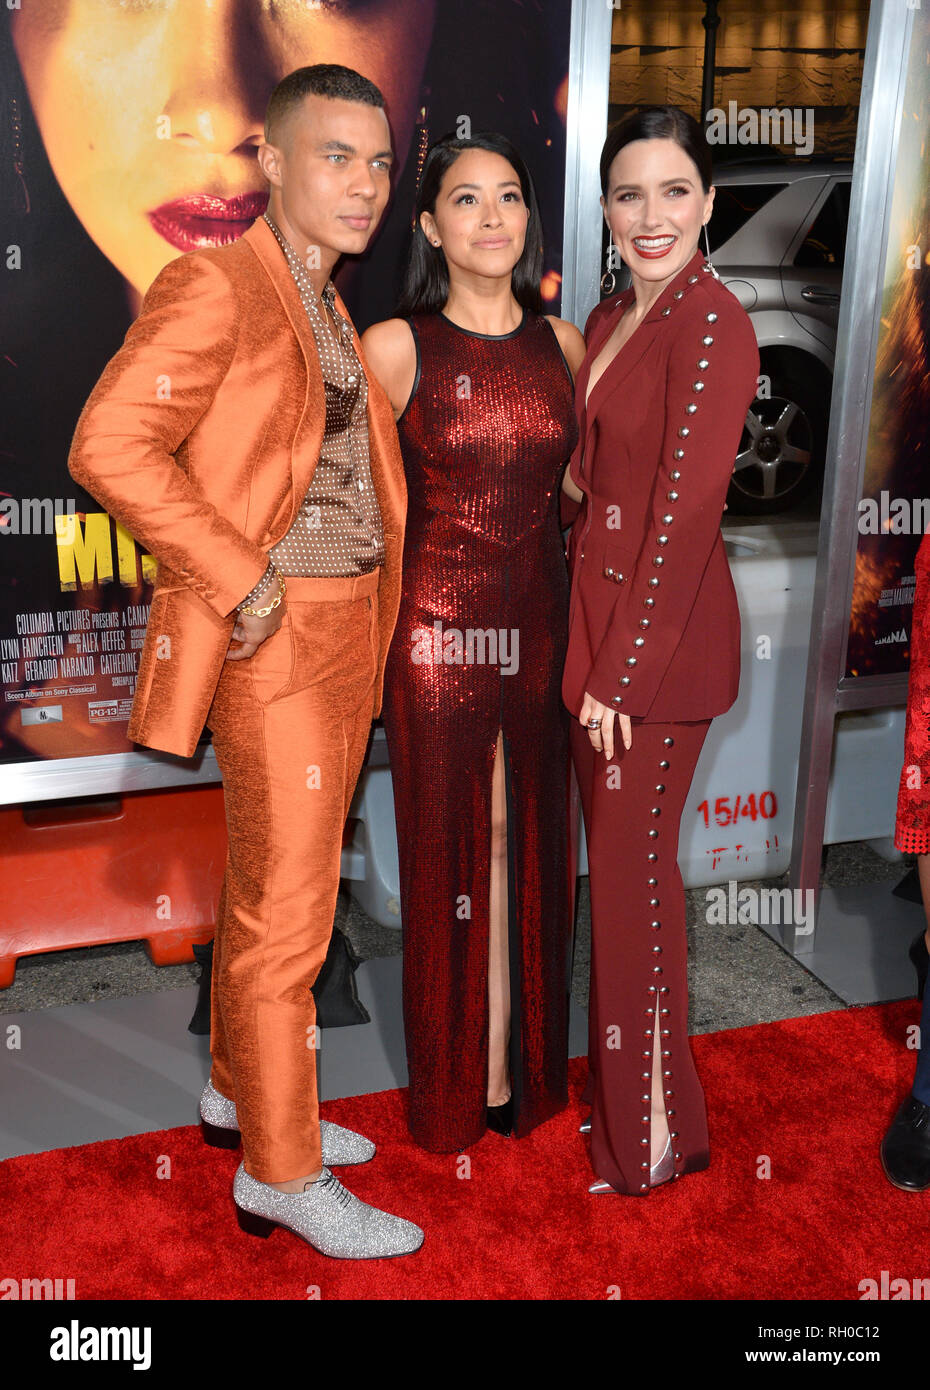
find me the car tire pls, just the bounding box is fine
[727,364,829,516]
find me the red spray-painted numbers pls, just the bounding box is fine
[697,792,777,829]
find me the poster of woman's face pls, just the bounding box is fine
[0,0,573,762]
[844,5,930,680]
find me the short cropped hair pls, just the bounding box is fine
[264,64,386,146]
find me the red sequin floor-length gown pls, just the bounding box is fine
[381,309,579,1153]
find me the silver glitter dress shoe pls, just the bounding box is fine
[233,1163,424,1259]
[199,1080,375,1166]
[588,1136,675,1193]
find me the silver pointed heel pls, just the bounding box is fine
[588,1134,676,1193]
[579,1115,592,1134]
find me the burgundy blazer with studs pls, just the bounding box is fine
[562,248,760,723]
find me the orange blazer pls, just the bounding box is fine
[68,216,406,759]
[562,249,759,723]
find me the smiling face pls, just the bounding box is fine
[421,148,530,286]
[10,0,434,297]
[258,95,393,279]
[602,137,714,289]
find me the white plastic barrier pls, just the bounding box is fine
[343,522,906,927]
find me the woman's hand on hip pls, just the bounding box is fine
[579,690,632,759]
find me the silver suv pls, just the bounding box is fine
[710,161,851,514]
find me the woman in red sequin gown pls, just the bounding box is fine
[362,134,584,1152]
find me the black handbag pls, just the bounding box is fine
[187,926,371,1035]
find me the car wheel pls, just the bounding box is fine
[728,368,828,515]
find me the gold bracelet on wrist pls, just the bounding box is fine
[238,573,286,618]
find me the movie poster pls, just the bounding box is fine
[844,1,930,680]
[0,0,572,765]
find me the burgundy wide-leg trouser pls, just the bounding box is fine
[571,715,711,1195]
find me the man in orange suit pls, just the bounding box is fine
[68,65,422,1259]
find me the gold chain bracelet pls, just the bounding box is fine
[239,573,287,618]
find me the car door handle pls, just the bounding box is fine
[801,285,840,304]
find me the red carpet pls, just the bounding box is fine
[0,1001,924,1300]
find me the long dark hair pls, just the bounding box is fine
[397,131,544,316]
[599,105,713,197]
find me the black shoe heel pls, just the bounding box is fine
[486,1098,514,1136]
[235,1204,276,1238]
[908,931,928,1003]
[201,1119,241,1150]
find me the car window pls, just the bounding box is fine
[794,181,851,268]
[709,183,788,249]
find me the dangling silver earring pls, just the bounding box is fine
[702,221,720,279]
[601,241,619,296]
[412,100,429,230]
[10,96,31,216]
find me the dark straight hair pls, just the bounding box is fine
[599,105,712,198]
[397,131,544,317]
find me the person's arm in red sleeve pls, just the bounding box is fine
[584,291,759,714]
[67,253,271,619]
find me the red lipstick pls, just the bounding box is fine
[148,192,268,251]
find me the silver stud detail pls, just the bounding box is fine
[647,852,658,862]
[697,358,709,370]
[652,556,664,567]
[644,597,655,608]
[692,381,705,392]
[673,289,684,299]
[659,759,669,769]
[656,535,668,546]
[647,877,658,886]
[687,274,698,284]
[648,829,658,839]
[664,737,674,747]
[661,306,671,316]
[639,618,650,629]
[649,896,660,906]
[611,695,623,707]
[703,335,714,346]
[685,402,698,414]
[650,920,661,930]
[706,311,717,322]
[670,469,681,480]
[626,656,637,668]
[661,514,673,525]
[651,807,661,817]
[655,784,665,794]
[634,636,645,648]
[653,945,662,954]
[678,426,690,438]
[620,676,631,686]
[667,491,679,502]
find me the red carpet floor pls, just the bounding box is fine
[1,1000,925,1300]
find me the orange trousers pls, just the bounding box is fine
[205,570,380,1183]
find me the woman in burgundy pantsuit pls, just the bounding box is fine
[363,133,584,1152]
[562,107,759,1194]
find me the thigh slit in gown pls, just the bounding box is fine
[381,309,579,1152]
